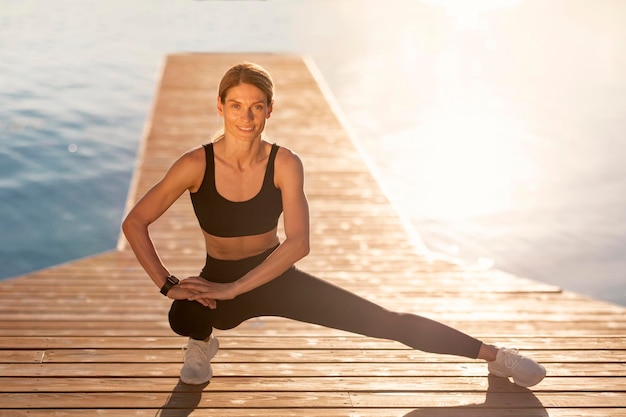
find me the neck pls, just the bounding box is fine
[219,137,266,169]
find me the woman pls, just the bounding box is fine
[122,62,546,387]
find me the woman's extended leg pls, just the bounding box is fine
[210,266,546,387]
[210,266,483,358]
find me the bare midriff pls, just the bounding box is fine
[203,227,280,260]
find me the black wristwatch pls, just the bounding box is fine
[160,274,179,296]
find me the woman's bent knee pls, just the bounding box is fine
[168,300,213,339]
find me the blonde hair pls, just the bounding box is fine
[212,62,274,142]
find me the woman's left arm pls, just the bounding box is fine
[185,148,310,304]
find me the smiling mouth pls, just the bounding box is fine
[238,126,254,131]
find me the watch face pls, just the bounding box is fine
[168,275,179,285]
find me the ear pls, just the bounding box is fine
[266,100,274,119]
[217,96,224,116]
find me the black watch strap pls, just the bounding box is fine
[160,274,179,296]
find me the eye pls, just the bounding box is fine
[231,103,240,109]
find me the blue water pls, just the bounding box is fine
[1,0,625,306]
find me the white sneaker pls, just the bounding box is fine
[180,335,220,385]
[488,347,546,387]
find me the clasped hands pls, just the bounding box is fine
[166,277,238,309]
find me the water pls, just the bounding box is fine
[1,0,624,306]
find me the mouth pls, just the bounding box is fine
[238,126,254,132]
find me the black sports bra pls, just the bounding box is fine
[190,143,283,237]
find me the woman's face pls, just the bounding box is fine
[218,83,273,142]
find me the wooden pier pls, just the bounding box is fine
[0,53,624,416]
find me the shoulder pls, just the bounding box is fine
[273,145,304,188]
[164,145,207,192]
[274,145,303,170]
[174,145,206,168]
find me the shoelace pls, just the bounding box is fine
[503,348,522,370]
[183,341,209,365]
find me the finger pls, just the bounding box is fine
[179,279,203,286]
[187,293,205,301]
[179,283,198,291]
[191,297,209,307]
[180,282,209,292]
[191,297,216,309]
[180,277,205,285]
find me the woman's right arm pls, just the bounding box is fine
[122,149,203,290]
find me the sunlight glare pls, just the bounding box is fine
[420,107,536,219]
[383,94,539,220]
[379,0,538,221]
[423,0,521,30]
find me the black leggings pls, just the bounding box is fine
[169,246,483,359]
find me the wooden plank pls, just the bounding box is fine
[0,409,606,417]
[2,376,624,393]
[0,350,44,363]
[25,349,626,364]
[2,331,625,352]
[1,392,624,410]
[0,326,623,338]
[1,362,624,378]
[0,392,352,409]
[1,333,625,353]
